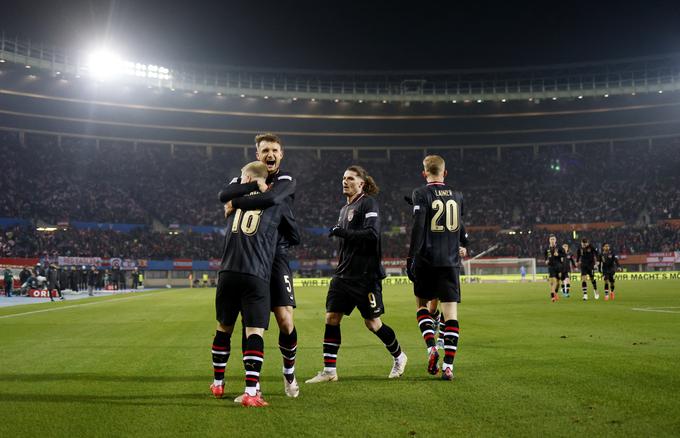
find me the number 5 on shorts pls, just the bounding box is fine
[284,275,292,293]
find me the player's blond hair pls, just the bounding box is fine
[423,155,445,176]
[241,161,269,179]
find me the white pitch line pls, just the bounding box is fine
[0,291,172,320]
[631,307,680,314]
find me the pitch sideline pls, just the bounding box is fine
[0,289,181,320]
[631,307,680,314]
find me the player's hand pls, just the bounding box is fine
[459,247,467,258]
[406,257,416,282]
[224,201,234,218]
[329,225,347,238]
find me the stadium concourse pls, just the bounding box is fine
[1,130,679,266]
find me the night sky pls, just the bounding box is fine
[1,1,680,70]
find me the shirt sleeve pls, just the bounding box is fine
[408,189,427,258]
[278,205,301,247]
[231,174,296,210]
[218,176,258,203]
[459,223,469,248]
[343,197,380,243]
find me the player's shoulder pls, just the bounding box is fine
[359,194,380,210]
[275,170,294,182]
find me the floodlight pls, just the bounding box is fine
[87,50,124,79]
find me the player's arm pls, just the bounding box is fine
[330,198,380,242]
[407,190,427,259]
[231,175,296,211]
[278,206,301,247]
[459,222,469,248]
[570,256,576,268]
[218,176,258,203]
[575,248,582,264]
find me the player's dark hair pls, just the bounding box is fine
[549,234,556,239]
[347,165,379,196]
[255,133,282,149]
[581,238,589,243]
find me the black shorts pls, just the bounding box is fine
[602,271,616,283]
[270,254,296,308]
[580,265,595,278]
[413,265,461,303]
[548,266,561,279]
[326,277,384,320]
[560,270,571,281]
[215,271,270,329]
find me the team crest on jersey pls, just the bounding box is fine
[347,209,354,221]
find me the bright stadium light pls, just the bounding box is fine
[85,48,172,81]
[87,50,124,79]
[577,95,583,99]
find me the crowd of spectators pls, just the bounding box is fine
[1,130,679,260]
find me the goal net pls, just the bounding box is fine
[463,258,537,282]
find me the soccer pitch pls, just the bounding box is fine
[1,280,679,437]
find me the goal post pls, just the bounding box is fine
[463,258,537,282]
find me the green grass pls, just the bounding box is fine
[1,280,679,437]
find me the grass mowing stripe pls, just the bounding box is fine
[0,289,178,320]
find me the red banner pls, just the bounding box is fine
[0,257,40,267]
[173,259,193,270]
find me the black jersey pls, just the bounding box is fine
[334,193,385,280]
[600,252,620,273]
[220,189,284,282]
[562,252,577,272]
[408,182,467,267]
[576,245,599,267]
[544,245,565,268]
[218,170,299,255]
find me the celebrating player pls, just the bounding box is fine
[306,165,407,383]
[406,155,467,380]
[599,243,620,301]
[560,243,576,298]
[210,161,288,408]
[219,133,301,399]
[576,238,600,300]
[544,235,565,303]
